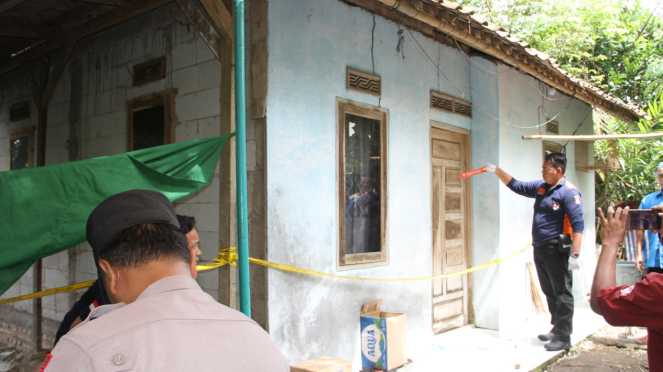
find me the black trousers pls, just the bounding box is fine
[533,244,573,341]
[644,267,663,275]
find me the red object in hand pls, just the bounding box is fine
[459,168,487,179]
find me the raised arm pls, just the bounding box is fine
[483,164,512,185]
[591,207,628,314]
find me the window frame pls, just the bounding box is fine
[8,126,35,170]
[126,89,177,152]
[336,97,389,268]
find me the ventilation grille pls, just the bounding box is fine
[10,102,29,122]
[347,68,381,97]
[546,120,559,135]
[133,57,166,86]
[431,91,472,118]
[543,141,562,161]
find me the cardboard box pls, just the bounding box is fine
[290,356,352,372]
[360,299,407,371]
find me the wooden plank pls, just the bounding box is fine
[249,0,267,119]
[0,0,27,13]
[0,0,172,76]
[42,42,76,106]
[199,0,232,40]
[0,24,61,39]
[445,220,462,239]
[433,315,464,334]
[446,247,463,266]
[432,139,461,160]
[76,0,133,8]
[524,133,663,141]
[445,194,461,211]
[445,168,461,186]
[176,0,226,61]
[433,299,463,321]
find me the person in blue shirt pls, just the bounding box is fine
[483,152,584,352]
[632,162,663,346]
[635,162,663,275]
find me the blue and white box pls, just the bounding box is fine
[360,299,407,371]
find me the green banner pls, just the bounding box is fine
[0,135,230,296]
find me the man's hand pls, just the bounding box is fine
[591,206,628,315]
[482,164,496,172]
[599,206,628,249]
[568,256,580,271]
[635,252,644,271]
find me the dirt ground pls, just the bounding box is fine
[543,325,649,372]
[0,347,48,372]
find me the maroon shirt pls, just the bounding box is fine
[597,273,663,371]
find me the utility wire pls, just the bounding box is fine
[398,13,574,129]
[453,38,515,75]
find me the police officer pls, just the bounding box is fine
[483,152,584,351]
[53,214,203,346]
[43,190,288,371]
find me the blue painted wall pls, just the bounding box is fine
[264,0,596,366]
[266,0,470,365]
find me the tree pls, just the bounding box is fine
[459,0,663,107]
[594,95,663,210]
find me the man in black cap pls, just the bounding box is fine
[53,214,203,345]
[43,189,288,371]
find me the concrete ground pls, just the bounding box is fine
[410,297,609,371]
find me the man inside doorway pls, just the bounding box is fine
[483,152,584,351]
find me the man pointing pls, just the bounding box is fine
[484,152,584,351]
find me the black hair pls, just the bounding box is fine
[544,152,567,174]
[177,214,196,235]
[98,223,190,268]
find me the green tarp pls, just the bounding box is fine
[0,135,230,296]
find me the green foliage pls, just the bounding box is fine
[459,0,663,107]
[594,94,663,210]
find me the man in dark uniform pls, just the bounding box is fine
[483,152,584,351]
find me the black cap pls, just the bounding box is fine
[86,189,180,259]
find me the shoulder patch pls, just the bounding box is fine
[565,180,577,190]
[39,353,53,372]
[538,187,546,195]
[574,195,581,205]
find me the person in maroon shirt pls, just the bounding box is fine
[590,206,663,371]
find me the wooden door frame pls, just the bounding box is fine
[430,120,474,327]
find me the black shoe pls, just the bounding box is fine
[538,331,555,341]
[544,338,571,351]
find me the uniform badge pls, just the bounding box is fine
[574,195,581,205]
[552,202,560,210]
[538,187,546,195]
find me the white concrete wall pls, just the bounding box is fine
[0,3,226,336]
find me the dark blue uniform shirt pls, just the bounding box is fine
[507,177,585,247]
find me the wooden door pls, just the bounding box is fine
[431,127,471,334]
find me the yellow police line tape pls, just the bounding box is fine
[0,240,531,305]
